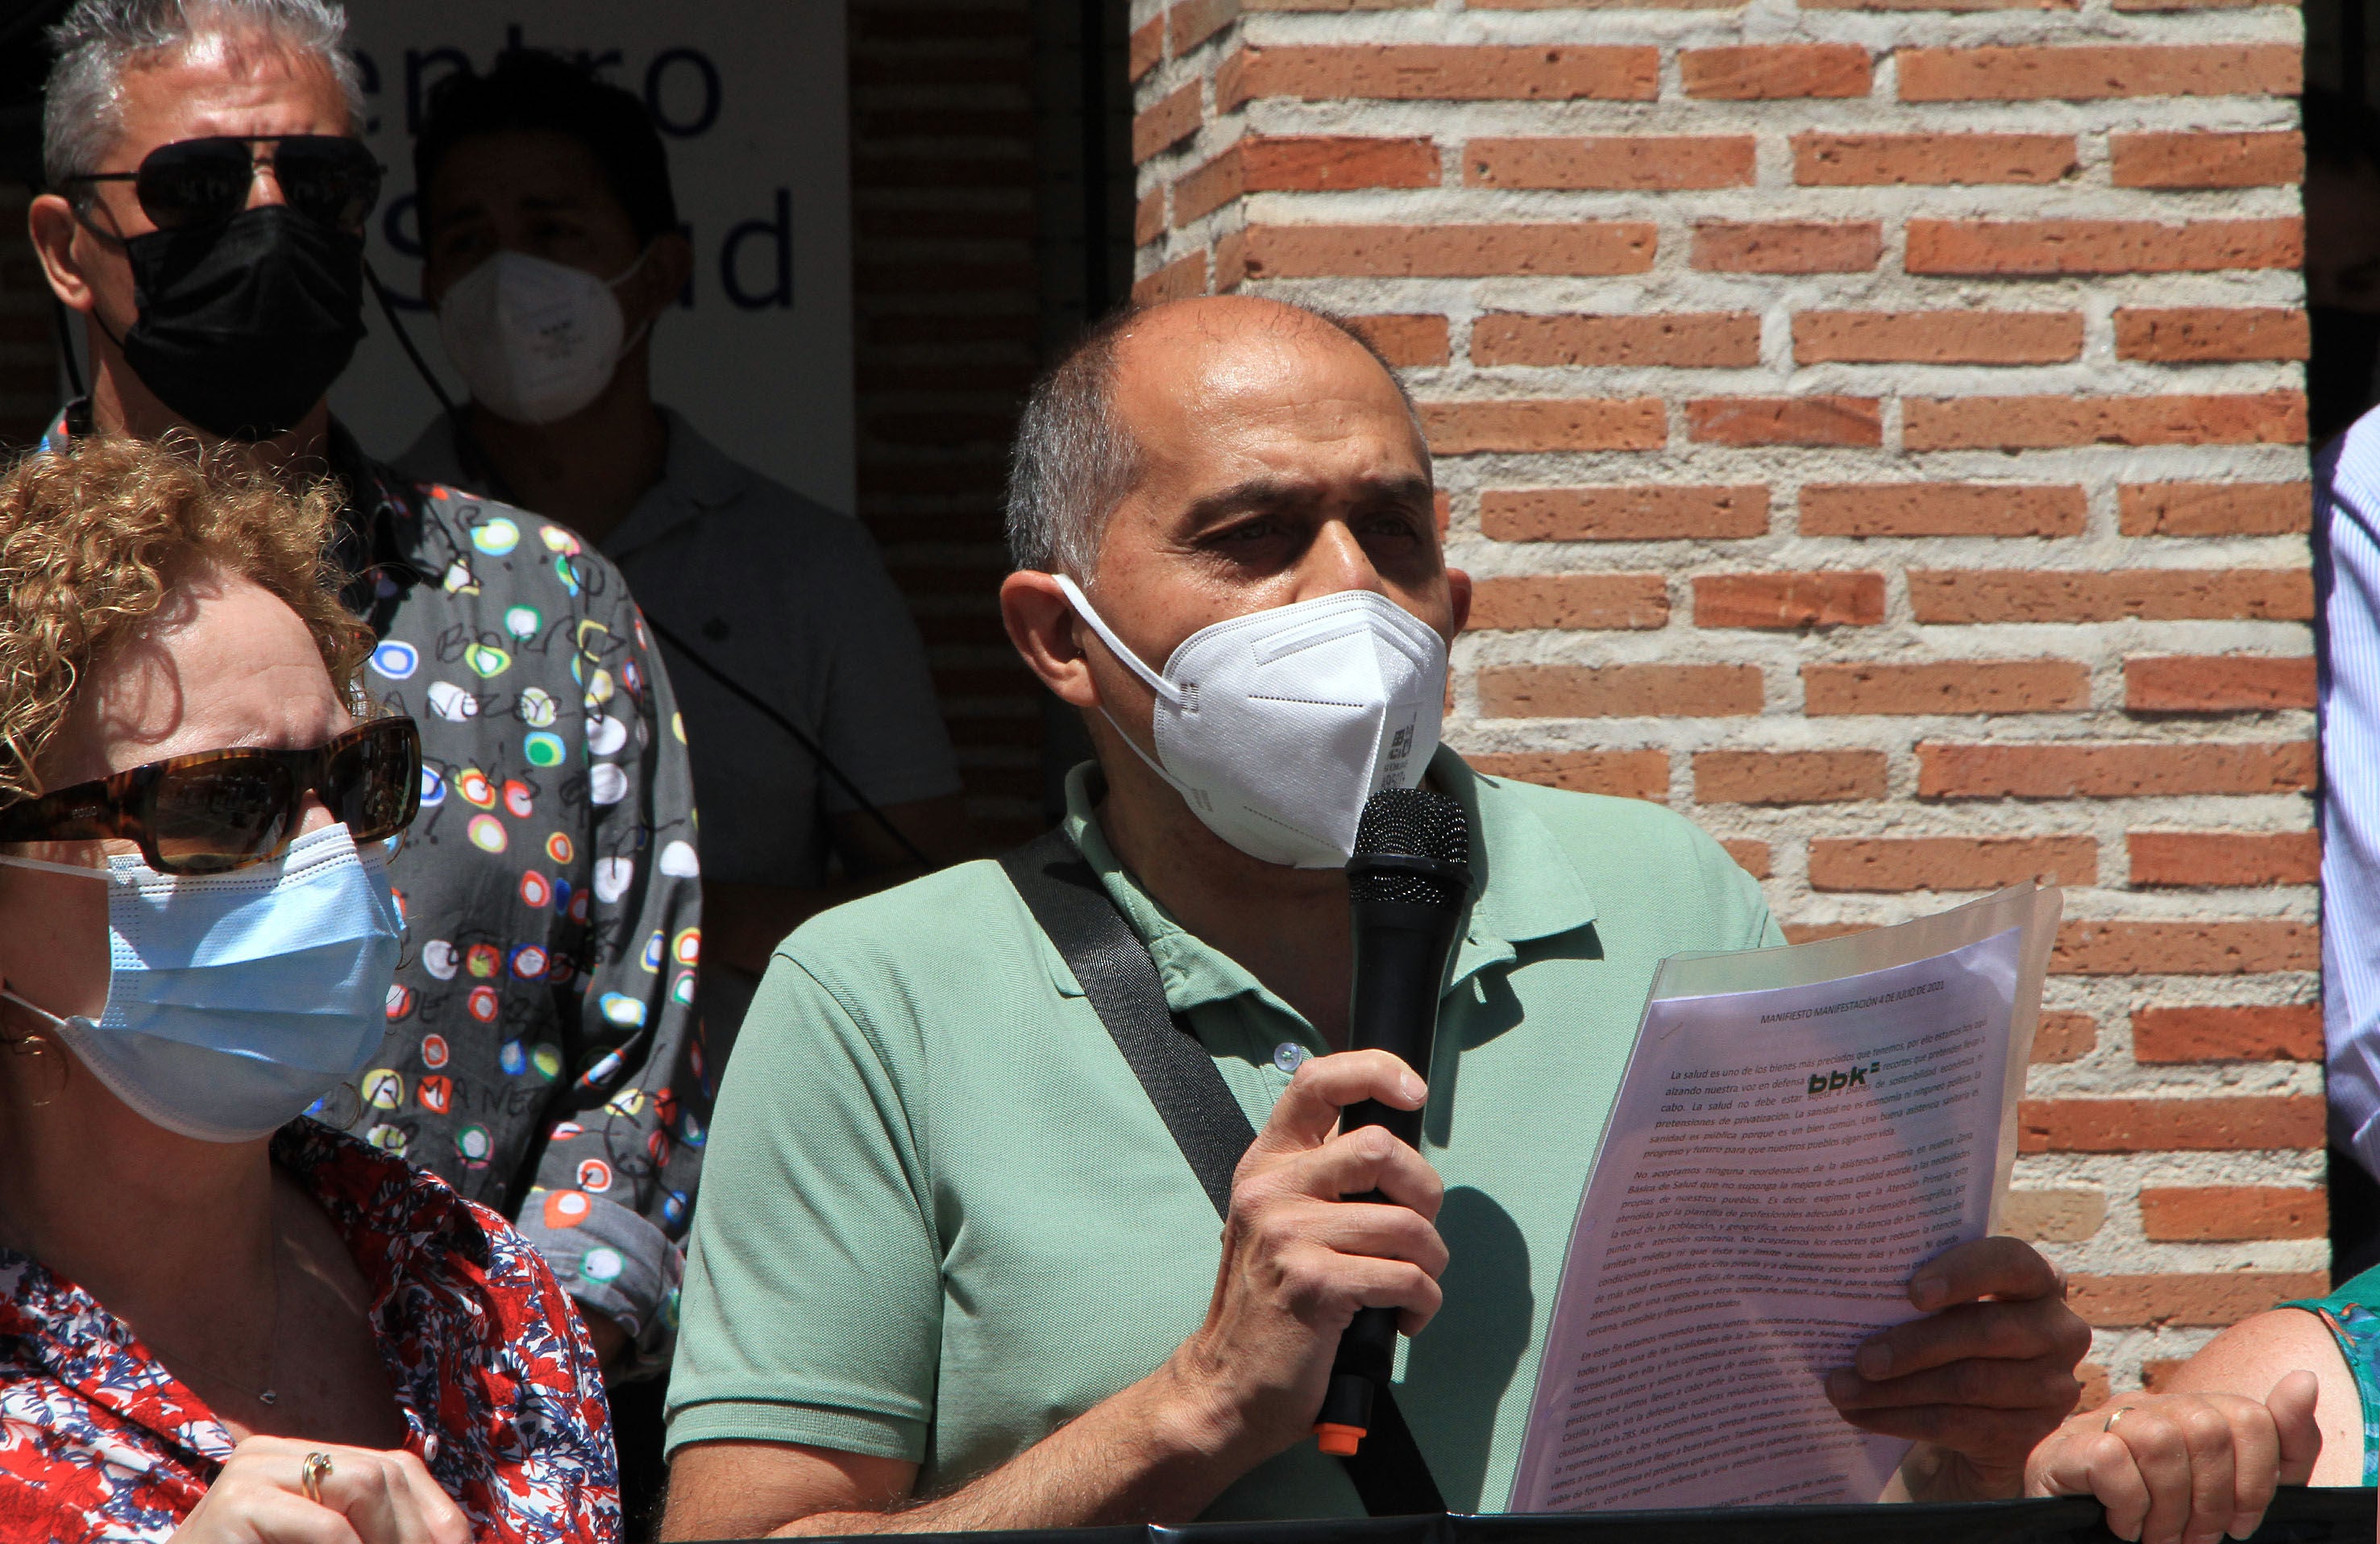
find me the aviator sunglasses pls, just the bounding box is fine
[0,718,421,876]
[62,134,383,233]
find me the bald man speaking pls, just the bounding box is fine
[658,299,2091,1538]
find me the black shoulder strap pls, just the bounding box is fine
[999,831,1448,1518]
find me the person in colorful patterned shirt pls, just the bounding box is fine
[24,0,705,1379]
[0,436,615,1543]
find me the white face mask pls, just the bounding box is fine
[1055,575,1448,869]
[436,248,651,425]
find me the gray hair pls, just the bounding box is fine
[43,0,365,192]
[1003,300,1427,579]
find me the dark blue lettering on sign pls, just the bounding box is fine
[646,48,722,137]
[721,189,794,309]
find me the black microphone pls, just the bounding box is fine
[1314,786,1472,1459]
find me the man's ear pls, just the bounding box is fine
[1001,571,1099,710]
[633,230,696,324]
[1446,567,1472,638]
[28,193,95,313]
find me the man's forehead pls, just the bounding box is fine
[1109,302,1418,458]
[114,31,347,143]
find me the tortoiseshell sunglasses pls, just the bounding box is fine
[0,718,420,875]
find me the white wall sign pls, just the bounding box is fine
[330,2,854,513]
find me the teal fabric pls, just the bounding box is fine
[668,747,1782,1517]
[2282,1267,2380,1484]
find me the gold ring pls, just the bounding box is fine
[2104,1406,2133,1433]
[300,1451,333,1504]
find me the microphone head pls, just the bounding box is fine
[1349,787,1471,907]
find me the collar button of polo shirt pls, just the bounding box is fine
[1271,1041,1309,1076]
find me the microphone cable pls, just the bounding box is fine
[366,263,937,874]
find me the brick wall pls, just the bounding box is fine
[1132,0,2320,1396]
[850,0,1048,845]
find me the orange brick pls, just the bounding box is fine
[2129,829,2320,886]
[2115,308,2308,363]
[1468,0,1740,7]
[2051,920,2319,975]
[2068,1273,2328,1329]
[2133,1005,2321,1062]
[1907,570,2312,624]
[1793,311,2081,364]
[1344,313,1449,367]
[1804,660,2087,716]
[2141,1359,2188,1393]
[1694,749,1889,804]
[1247,135,1439,191]
[1896,45,2301,102]
[2126,655,2318,712]
[1783,922,1875,944]
[2112,131,2303,189]
[1483,486,1769,542]
[1688,396,1880,447]
[1423,400,1667,454]
[1468,749,1668,800]
[1809,0,2074,11]
[1903,393,2305,451]
[1466,136,1755,190]
[1722,839,1772,879]
[1180,138,1447,226]
[1466,574,1669,630]
[1236,223,1656,279]
[1917,741,2315,799]
[1223,44,1660,106]
[1809,836,2098,891]
[1132,251,1207,305]
[1134,81,1202,162]
[1694,572,1886,629]
[2020,1096,2324,1151]
[1801,484,2086,537]
[1480,664,1764,718]
[2078,1363,2112,1408]
[1473,313,1760,368]
[1171,155,1242,230]
[1213,228,1249,289]
[1681,44,1871,98]
[1136,188,1165,245]
[1792,132,2075,185]
[1170,0,1240,55]
[1130,13,1164,80]
[1693,222,1880,272]
[2141,1187,2327,1242]
[2119,483,2311,537]
[2033,1011,2099,1063]
[1905,218,2301,275]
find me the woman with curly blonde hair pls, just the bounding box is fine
[0,438,617,1544]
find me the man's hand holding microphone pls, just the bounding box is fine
[1158,1051,1449,1472]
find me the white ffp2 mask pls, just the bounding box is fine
[436,249,650,425]
[1055,575,1448,869]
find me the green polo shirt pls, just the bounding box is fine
[667,749,1781,1517]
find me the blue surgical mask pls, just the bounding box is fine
[0,823,402,1143]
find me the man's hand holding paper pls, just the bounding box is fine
[1825,1237,2090,1498]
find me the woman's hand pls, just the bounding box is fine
[2025,1372,2324,1544]
[169,1436,470,1544]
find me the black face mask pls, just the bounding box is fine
[112,205,366,442]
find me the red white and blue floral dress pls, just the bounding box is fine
[0,1122,619,1542]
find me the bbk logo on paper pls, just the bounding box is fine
[1808,1061,1882,1096]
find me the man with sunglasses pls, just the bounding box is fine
[25,0,708,1392]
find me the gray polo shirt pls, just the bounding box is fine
[400,410,962,897]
